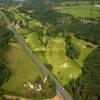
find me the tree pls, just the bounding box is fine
[0,63,11,86]
[65,35,80,59]
[0,26,13,49]
[65,35,72,45]
[0,20,13,88]
[46,64,53,72]
[90,1,95,5]
[66,43,80,59]
[48,79,56,96]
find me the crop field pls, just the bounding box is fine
[2,43,43,96]
[54,5,100,18]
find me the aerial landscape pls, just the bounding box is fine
[0,0,100,100]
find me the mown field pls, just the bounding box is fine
[72,36,97,67]
[2,43,44,96]
[54,5,100,18]
[24,33,96,85]
[45,36,96,85]
[45,37,81,85]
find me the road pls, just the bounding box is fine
[0,10,72,100]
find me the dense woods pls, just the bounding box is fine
[65,19,100,44]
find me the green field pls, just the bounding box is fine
[2,43,44,96]
[45,36,96,85]
[72,36,97,67]
[46,37,81,85]
[16,17,96,86]
[28,20,43,28]
[54,5,100,18]
[26,33,43,49]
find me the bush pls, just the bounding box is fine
[0,63,11,87]
[66,43,80,59]
[45,64,53,72]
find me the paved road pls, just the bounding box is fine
[0,10,72,100]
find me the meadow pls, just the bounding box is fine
[2,43,43,97]
[54,5,100,18]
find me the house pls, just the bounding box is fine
[24,82,42,92]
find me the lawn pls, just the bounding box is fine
[2,43,44,97]
[54,5,100,18]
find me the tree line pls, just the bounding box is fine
[0,16,13,94]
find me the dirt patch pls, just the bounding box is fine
[60,63,70,68]
[82,45,86,48]
[95,5,100,7]
[3,95,30,100]
[51,95,63,100]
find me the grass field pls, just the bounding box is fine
[15,27,96,85]
[28,20,43,28]
[2,43,43,96]
[45,36,96,85]
[26,33,43,49]
[54,5,100,18]
[72,36,97,67]
[46,37,81,85]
